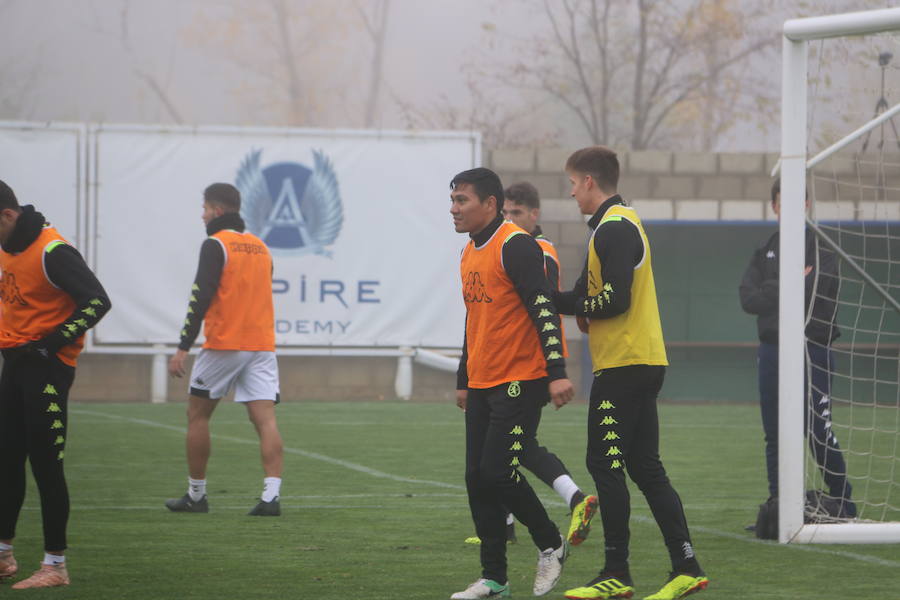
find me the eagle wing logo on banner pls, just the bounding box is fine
[235,149,273,238]
[301,149,343,257]
[235,148,343,257]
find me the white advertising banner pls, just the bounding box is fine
[0,123,83,248]
[90,125,477,349]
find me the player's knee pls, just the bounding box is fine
[477,461,515,490]
[627,460,668,490]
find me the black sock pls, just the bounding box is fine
[569,490,586,511]
[598,568,632,585]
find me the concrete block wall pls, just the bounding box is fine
[486,148,783,289]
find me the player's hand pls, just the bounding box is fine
[576,316,590,333]
[549,378,574,409]
[456,389,468,411]
[168,349,188,378]
[804,265,813,276]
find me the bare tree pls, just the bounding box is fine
[84,0,184,124]
[395,71,559,149]
[189,0,357,127]
[354,0,391,128]
[487,0,777,150]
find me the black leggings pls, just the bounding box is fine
[587,365,699,574]
[0,354,75,552]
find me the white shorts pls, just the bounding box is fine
[189,349,280,403]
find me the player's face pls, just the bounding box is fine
[502,200,539,234]
[201,201,222,226]
[567,170,595,215]
[771,192,810,222]
[450,183,496,234]
[0,208,18,245]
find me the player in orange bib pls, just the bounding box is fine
[0,179,111,589]
[165,183,284,517]
[450,168,573,600]
[460,181,598,549]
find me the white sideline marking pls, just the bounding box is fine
[71,409,900,568]
[72,408,463,490]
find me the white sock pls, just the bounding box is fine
[262,477,281,502]
[188,478,207,501]
[42,553,65,566]
[0,542,12,552]
[552,475,580,507]
[506,513,514,526]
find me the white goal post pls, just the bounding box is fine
[780,7,900,544]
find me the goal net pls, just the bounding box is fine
[779,7,900,544]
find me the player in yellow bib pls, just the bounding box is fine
[554,148,708,600]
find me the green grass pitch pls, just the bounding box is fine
[6,401,898,599]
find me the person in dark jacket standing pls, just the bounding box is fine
[0,179,111,589]
[739,179,855,516]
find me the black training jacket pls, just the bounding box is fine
[738,228,840,345]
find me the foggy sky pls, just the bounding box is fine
[0,0,897,152]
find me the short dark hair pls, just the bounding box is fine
[771,178,808,204]
[0,179,19,211]
[566,146,619,194]
[504,181,540,210]
[450,168,504,216]
[204,183,241,212]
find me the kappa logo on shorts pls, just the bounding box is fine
[194,377,205,386]
[235,148,343,257]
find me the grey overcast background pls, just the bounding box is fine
[0,0,897,152]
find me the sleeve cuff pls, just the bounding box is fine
[546,364,568,382]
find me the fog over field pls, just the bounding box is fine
[1,0,896,151]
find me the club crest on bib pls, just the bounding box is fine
[235,149,343,257]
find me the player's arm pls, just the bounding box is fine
[177,238,224,351]
[169,238,224,376]
[456,319,469,410]
[739,244,778,315]
[554,262,588,315]
[503,234,573,407]
[544,251,561,291]
[502,234,567,377]
[809,245,840,332]
[33,243,112,356]
[574,220,642,320]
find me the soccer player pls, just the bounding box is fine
[450,168,572,600]
[165,183,284,517]
[739,179,855,516]
[496,181,599,545]
[0,179,111,589]
[554,148,708,600]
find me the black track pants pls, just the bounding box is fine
[0,354,75,552]
[586,365,700,574]
[465,378,560,583]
